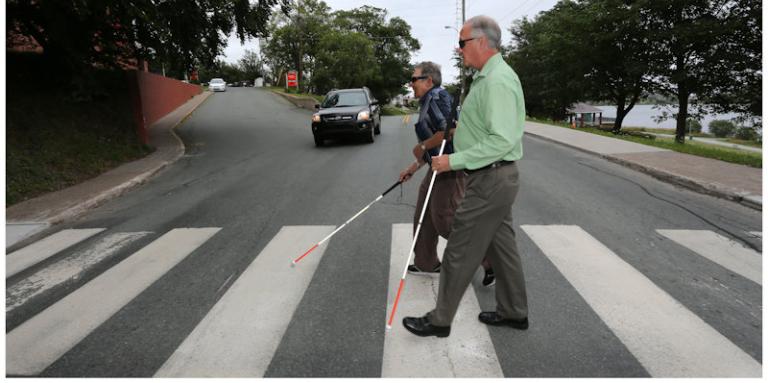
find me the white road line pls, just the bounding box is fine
[657,230,762,285]
[7,229,106,278]
[6,232,151,312]
[155,225,335,378]
[382,224,503,378]
[6,228,220,376]
[748,231,762,239]
[521,225,761,377]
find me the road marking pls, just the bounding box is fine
[7,229,106,278]
[6,232,151,312]
[657,230,762,285]
[155,225,335,377]
[382,224,503,378]
[521,225,761,377]
[6,228,220,376]
[748,231,761,239]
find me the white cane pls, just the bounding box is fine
[386,138,448,330]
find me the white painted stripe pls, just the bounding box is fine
[6,229,106,278]
[382,224,503,378]
[521,225,761,377]
[155,225,335,378]
[6,232,151,312]
[657,230,761,285]
[748,231,762,239]
[6,228,220,376]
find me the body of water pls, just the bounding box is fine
[596,104,746,132]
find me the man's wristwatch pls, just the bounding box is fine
[420,144,426,151]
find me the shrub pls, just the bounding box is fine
[708,119,736,138]
[686,118,702,133]
[734,126,758,141]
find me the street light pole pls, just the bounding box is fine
[445,25,465,103]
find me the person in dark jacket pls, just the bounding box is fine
[399,61,494,287]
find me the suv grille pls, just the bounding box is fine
[323,114,355,122]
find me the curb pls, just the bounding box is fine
[525,131,762,211]
[270,90,317,111]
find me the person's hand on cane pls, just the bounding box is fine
[399,161,422,182]
[431,155,451,174]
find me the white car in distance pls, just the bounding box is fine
[209,78,227,92]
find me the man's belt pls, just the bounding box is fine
[464,160,515,174]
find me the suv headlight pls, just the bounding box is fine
[357,111,371,121]
[312,114,321,123]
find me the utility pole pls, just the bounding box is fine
[460,0,466,103]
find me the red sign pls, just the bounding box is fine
[286,70,298,88]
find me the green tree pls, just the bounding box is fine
[708,119,736,138]
[7,0,290,83]
[262,0,332,91]
[507,0,654,131]
[642,0,762,143]
[239,49,265,80]
[507,2,588,120]
[331,6,420,102]
[262,3,419,102]
[313,31,377,91]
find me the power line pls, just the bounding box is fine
[497,0,536,24]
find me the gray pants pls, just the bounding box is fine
[428,163,528,326]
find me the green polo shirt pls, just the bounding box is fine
[450,53,526,170]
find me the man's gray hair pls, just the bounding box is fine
[466,15,502,50]
[415,61,442,87]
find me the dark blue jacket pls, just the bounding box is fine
[415,87,454,159]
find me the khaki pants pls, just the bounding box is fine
[428,163,528,326]
[412,170,465,270]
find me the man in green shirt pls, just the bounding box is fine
[403,15,529,338]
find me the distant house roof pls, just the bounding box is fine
[567,103,604,114]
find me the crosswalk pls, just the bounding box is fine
[5,224,762,377]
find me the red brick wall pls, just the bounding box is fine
[130,70,202,144]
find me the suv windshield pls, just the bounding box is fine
[210,78,225,84]
[322,91,367,108]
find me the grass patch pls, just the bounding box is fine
[267,86,324,102]
[7,53,153,206]
[381,106,414,116]
[725,138,763,148]
[528,118,762,168]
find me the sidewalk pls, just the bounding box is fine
[525,121,762,210]
[646,132,762,153]
[6,91,213,248]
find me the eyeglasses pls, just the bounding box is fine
[410,75,428,83]
[458,37,478,49]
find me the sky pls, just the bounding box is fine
[221,0,560,85]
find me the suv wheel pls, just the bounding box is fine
[314,135,324,147]
[365,127,375,143]
[374,119,381,135]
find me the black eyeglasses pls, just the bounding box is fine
[458,37,478,49]
[410,75,428,83]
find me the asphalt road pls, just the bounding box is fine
[7,88,762,377]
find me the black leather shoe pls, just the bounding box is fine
[478,312,529,329]
[402,315,451,337]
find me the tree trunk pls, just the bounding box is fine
[676,83,689,144]
[613,95,627,133]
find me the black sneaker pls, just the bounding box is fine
[407,262,441,275]
[482,268,496,287]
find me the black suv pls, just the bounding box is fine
[311,87,381,146]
